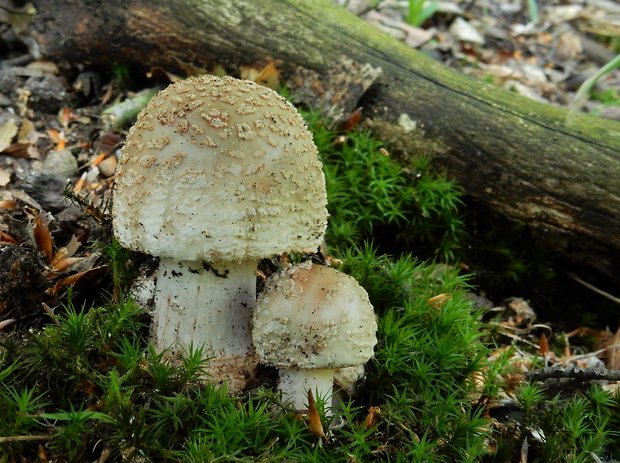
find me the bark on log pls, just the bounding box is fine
[25,0,620,282]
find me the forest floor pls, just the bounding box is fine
[0,1,619,461]
[339,0,620,117]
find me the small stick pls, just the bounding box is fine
[566,272,620,305]
[526,365,620,381]
[0,435,50,443]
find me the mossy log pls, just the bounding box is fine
[26,0,620,282]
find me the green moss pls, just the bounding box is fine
[512,385,620,462]
[0,243,500,461]
[1,109,616,462]
[304,110,464,261]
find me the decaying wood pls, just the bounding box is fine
[25,0,620,282]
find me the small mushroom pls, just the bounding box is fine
[252,262,377,411]
[112,75,328,389]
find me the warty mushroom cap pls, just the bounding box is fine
[252,263,378,369]
[112,75,328,262]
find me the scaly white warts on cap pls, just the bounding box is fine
[112,75,328,388]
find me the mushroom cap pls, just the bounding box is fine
[112,75,328,262]
[252,263,377,369]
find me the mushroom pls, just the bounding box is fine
[252,262,377,411]
[112,75,328,387]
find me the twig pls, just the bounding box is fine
[0,318,16,331]
[566,272,620,305]
[0,435,50,443]
[526,365,620,381]
[0,5,33,15]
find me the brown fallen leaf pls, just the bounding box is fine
[342,107,363,132]
[539,332,549,358]
[98,132,123,154]
[50,257,86,275]
[47,266,106,296]
[58,107,78,129]
[0,231,18,244]
[38,443,49,463]
[47,128,67,151]
[50,235,81,267]
[240,61,281,89]
[0,199,17,210]
[364,405,381,429]
[1,142,33,159]
[306,389,326,438]
[605,326,620,370]
[29,208,53,262]
[91,152,107,167]
[253,61,281,89]
[146,66,182,83]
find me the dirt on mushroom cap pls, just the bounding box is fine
[253,263,378,369]
[112,75,328,262]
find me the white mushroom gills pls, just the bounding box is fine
[112,75,328,388]
[253,263,377,412]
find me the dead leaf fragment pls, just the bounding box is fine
[428,293,452,309]
[306,389,326,438]
[364,406,381,429]
[50,235,81,268]
[26,60,59,75]
[450,18,484,45]
[605,326,620,370]
[0,119,18,152]
[47,128,67,151]
[29,208,53,262]
[539,332,549,357]
[0,231,17,244]
[47,266,105,296]
[240,61,281,89]
[51,257,86,274]
[0,199,17,210]
[342,107,363,131]
[0,168,10,186]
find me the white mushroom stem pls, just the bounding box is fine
[279,367,335,411]
[153,257,258,357]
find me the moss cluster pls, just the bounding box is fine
[304,110,463,261]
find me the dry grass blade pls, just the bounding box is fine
[428,293,452,309]
[0,435,50,443]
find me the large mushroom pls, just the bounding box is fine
[252,263,377,411]
[112,75,328,386]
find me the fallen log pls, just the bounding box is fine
[24,0,620,283]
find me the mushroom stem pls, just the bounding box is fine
[279,367,335,412]
[154,257,258,357]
